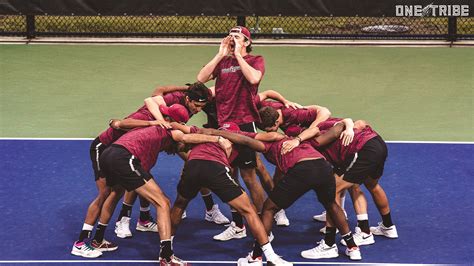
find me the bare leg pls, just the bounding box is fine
[98,186,125,224]
[240,167,265,212]
[348,185,368,215]
[255,153,274,193]
[364,178,390,215]
[135,179,172,240]
[84,178,110,225]
[170,193,192,236]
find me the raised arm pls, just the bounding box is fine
[233,37,262,85]
[281,126,321,154]
[143,96,170,128]
[151,85,189,97]
[315,122,346,146]
[259,90,302,109]
[197,37,231,83]
[199,129,266,152]
[306,105,332,128]
[109,118,162,131]
[338,118,355,146]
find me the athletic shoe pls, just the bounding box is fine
[136,219,158,233]
[370,222,398,238]
[213,221,246,241]
[91,239,118,252]
[313,210,347,222]
[205,204,230,224]
[181,210,187,219]
[300,240,338,259]
[274,209,290,227]
[267,256,293,266]
[237,253,262,266]
[345,246,362,260]
[319,226,339,234]
[71,241,102,258]
[159,254,188,265]
[341,227,375,246]
[115,216,132,238]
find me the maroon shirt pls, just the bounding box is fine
[162,92,193,117]
[311,118,379,170]
[114,126,176,172]
[254,97,317,133]
[213,55,265,125]
[98,106,155,146]
[261,137,324,174]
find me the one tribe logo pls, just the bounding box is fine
[396,3,470,17]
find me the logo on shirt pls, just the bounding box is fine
[221,66,241,74]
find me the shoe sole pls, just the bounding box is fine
[115,232,132,238]
[136,227,158,232]
[276,222,290,227]
[213,234,247,241]
[95,246,118,252]
[71,250,102,258]
[301,252,339,259]
[205,218,230,225]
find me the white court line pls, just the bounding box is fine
[0,260,456,265]
[0,137,473,144]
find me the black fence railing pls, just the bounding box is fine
[1,15,473,40]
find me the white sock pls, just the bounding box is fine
[262,242,278,261]
[82,223,94,231]
[140,206,150,212]
[357,214,368,221]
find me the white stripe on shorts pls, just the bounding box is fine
[95,142,102,171]
[345,152,358,172]
[251,122,257,133]
[129,155,141,177]
[225,166,239,187]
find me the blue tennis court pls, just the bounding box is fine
[0,139,472,265]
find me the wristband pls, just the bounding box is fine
[296,136,302,143]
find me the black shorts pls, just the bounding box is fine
[99,144,153,191]
[343,135,388,184]
[269,159,336,209]
[178,160,244,203]
[89,137,107,181]
[231,122,257,169]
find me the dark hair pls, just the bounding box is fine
[257,106,279,130]
[246,41,252,53]
[186,82,210,102]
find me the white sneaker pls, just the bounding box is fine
[341,227,375,246]
[205,204,230,224]
[71,241,102,258]
[181,210,187,219]
[213,221,246,241]
[300,240,339,259]
[274,209,290,227]
[319,226,339,234]
[136,219,158,232]
[345,246,362,260]
[370,222,398,238]
[267,256,293,266]
[237,253,263,266]
[313,210,347,222]
[115,216,132,238]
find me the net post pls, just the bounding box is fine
[447,16,457,42]
[26,15,36,39]
[237,16,246,27]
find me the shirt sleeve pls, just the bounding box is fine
[317,118,342,131]
[163,92,183,106]
[250,56,265,75]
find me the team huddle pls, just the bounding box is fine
[71,26,398,266]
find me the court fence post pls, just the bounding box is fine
[447,17,457,42]
[26,15,36,39]
[237,16,246,27]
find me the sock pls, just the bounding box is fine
[92,222,107,243]
[231,210,244,228]
[382,212,394,227]
[159,239,173,261]
[139,206,151,222]
[78,223,94,242]
[324,227,337,246]
[356,214,370,234]
[342,231,357,248]
[251,241,263,259]
[117,202,133,221]
[201,193,215,211]
[261,242,278,261]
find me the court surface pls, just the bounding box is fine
[0,139,472,265]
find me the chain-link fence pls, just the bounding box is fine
[1,15,473,40]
